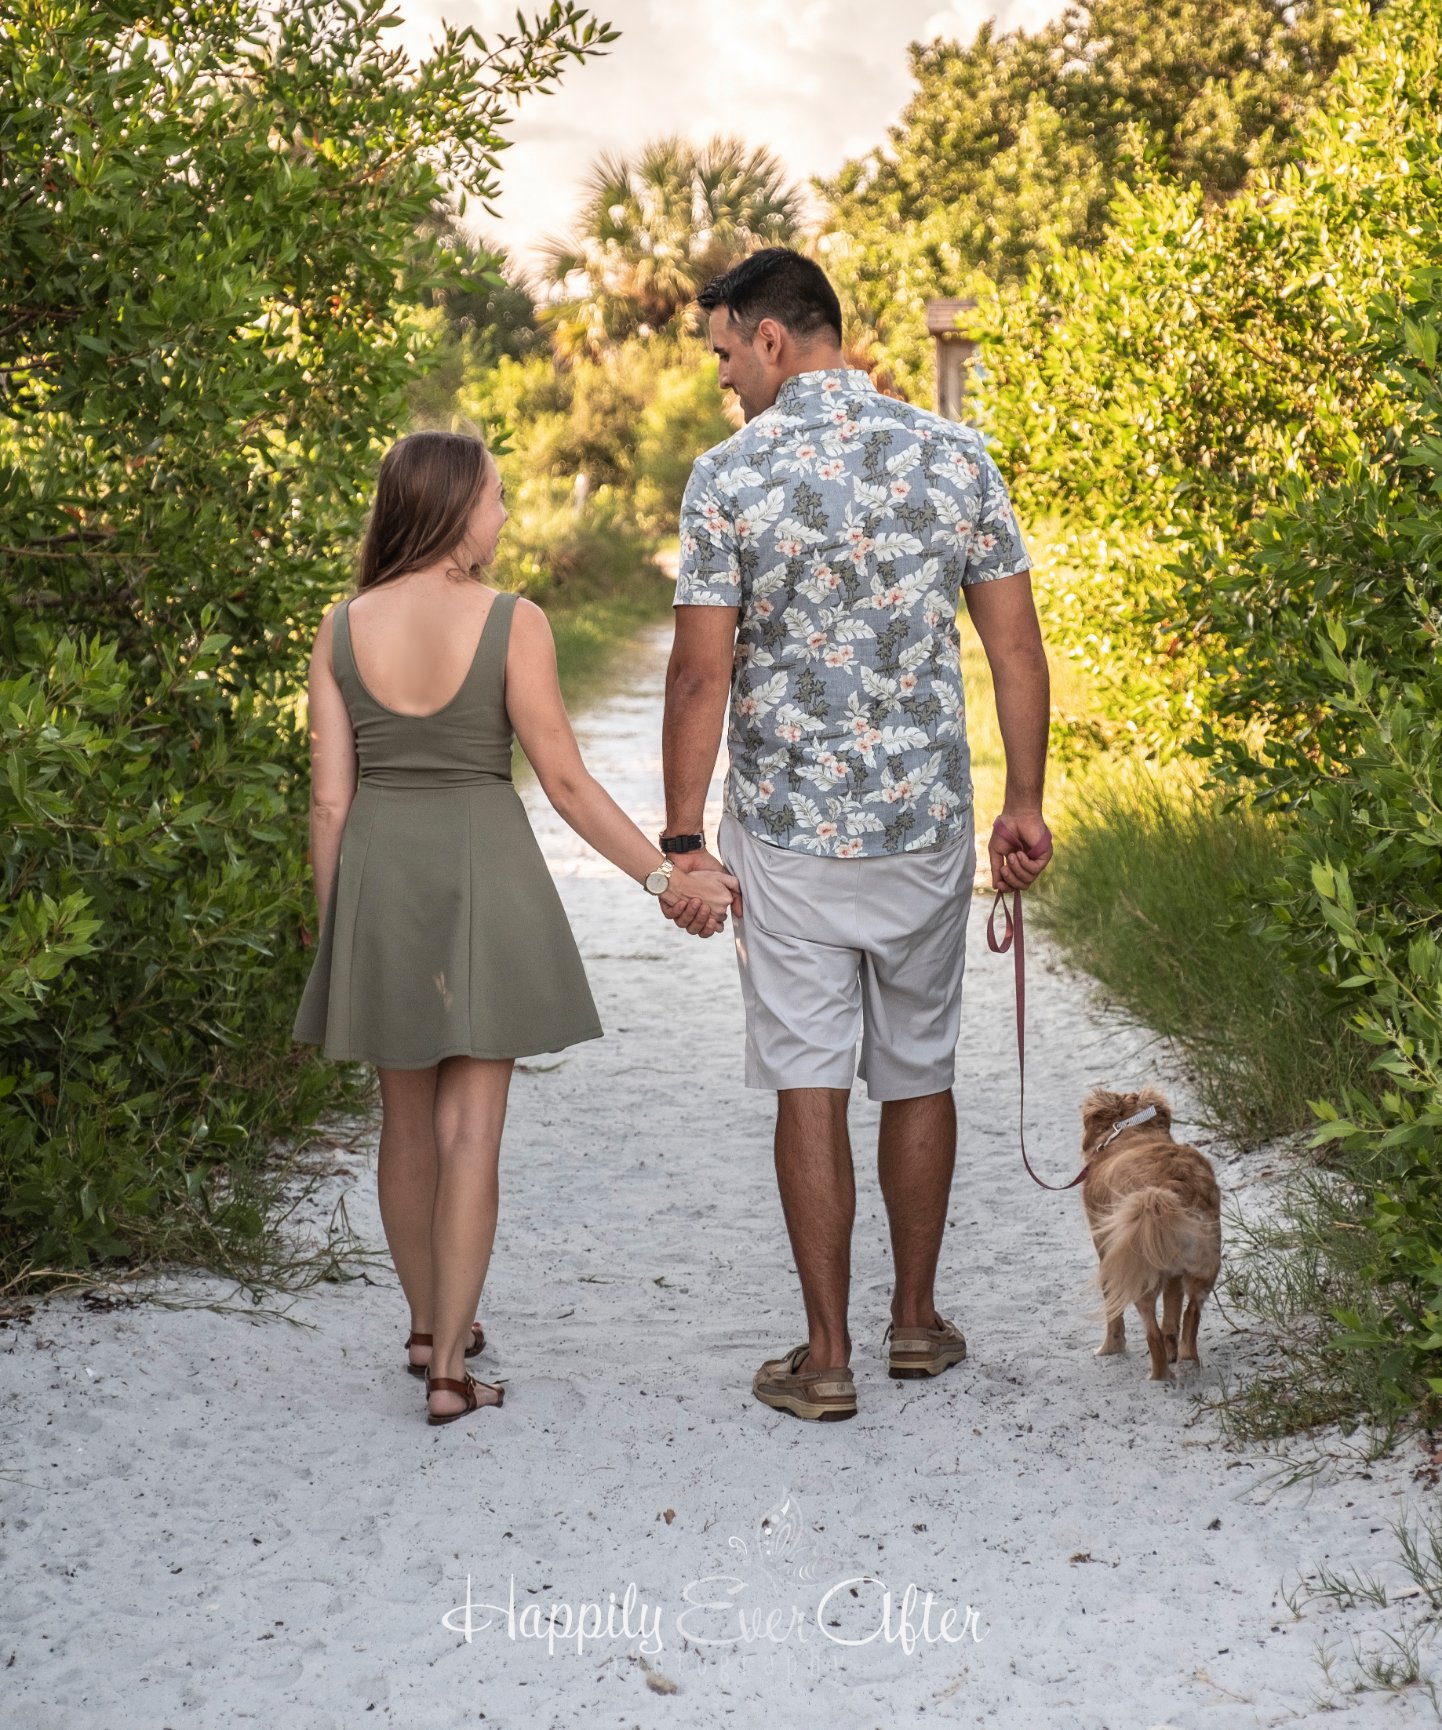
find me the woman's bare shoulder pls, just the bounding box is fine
[312,598,343,648]
[509,594,554,644]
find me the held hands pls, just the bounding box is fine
[657,847,742,940]
[989,809,1054,892]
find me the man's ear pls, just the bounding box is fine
[753,316,785,363]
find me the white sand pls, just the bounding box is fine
[3,625,1439,1730]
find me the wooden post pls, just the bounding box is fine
[924,297,978,421]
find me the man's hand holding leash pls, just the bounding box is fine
[989,809,1053,892]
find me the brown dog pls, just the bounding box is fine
[1079,1087,1221,1381]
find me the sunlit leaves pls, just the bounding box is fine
[963,0,1442,1417]
[817,0,1358,397]
[0,0,610,1272]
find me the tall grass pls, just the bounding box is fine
[1205,1162,1418,1452]
[956,597,1370,1150]
[1029,758,1375,1146]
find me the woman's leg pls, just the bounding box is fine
[426,1054,514,1417]
[376,1065,441,1363]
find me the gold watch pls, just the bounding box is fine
[643,857,674,896]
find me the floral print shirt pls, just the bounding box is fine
[675,367,1031,856]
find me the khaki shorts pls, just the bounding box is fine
[718,810,977,1102]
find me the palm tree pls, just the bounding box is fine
[541,135,806,348]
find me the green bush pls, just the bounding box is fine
[631,362,736,538]
[966,0,1442,1426]
[455,333,733,536]
[0,614,336,1269]
[970,0,1435,765]
[490,477,655,606]
[1222,8,1442,1412]
[0,1,612,1283]
[412,328,732,686]
[1275,654,1442,1412]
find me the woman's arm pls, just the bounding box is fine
[304,607,359,927]
[505,597,736,923]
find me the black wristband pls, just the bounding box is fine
[660,832,705,854]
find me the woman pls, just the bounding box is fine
[292,430,736,1427]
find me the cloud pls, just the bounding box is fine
[923,0,1061,38]
[393,0,1066,279]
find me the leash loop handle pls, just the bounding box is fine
[987,818,1086,1192]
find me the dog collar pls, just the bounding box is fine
[1095,1103,1158,1153]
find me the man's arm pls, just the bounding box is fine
[662,606,740,930]
[962,573,1052,892]
[663,455,746,933]
[663,605,737,839]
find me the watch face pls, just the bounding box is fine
[645,867,670,895]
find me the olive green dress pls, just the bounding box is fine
[292,591,604,1068]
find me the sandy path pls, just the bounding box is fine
[3,624,1437,1730]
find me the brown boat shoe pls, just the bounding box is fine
[752,1344,858,1422]
[886,1315,968,1380]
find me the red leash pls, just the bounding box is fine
[985,818,1087,1192]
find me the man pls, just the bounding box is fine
[659,247,1051,1423]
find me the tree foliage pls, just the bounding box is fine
[819,0,1356,397]
[459,331,733,548]
[418,207,539,360]
[542,135,805,352]
[972,0,1442,1415]
[408,209,541,425]
[0,0,612,1277]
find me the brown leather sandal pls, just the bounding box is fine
[424,1370,505,1427]
[405,1322,484,1378]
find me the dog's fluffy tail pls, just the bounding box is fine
[1093,1187,1206,1321]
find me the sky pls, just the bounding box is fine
[393,0,1065,284]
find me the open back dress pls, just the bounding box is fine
[291,589,604,1069]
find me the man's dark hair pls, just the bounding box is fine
[697,248,843,345]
